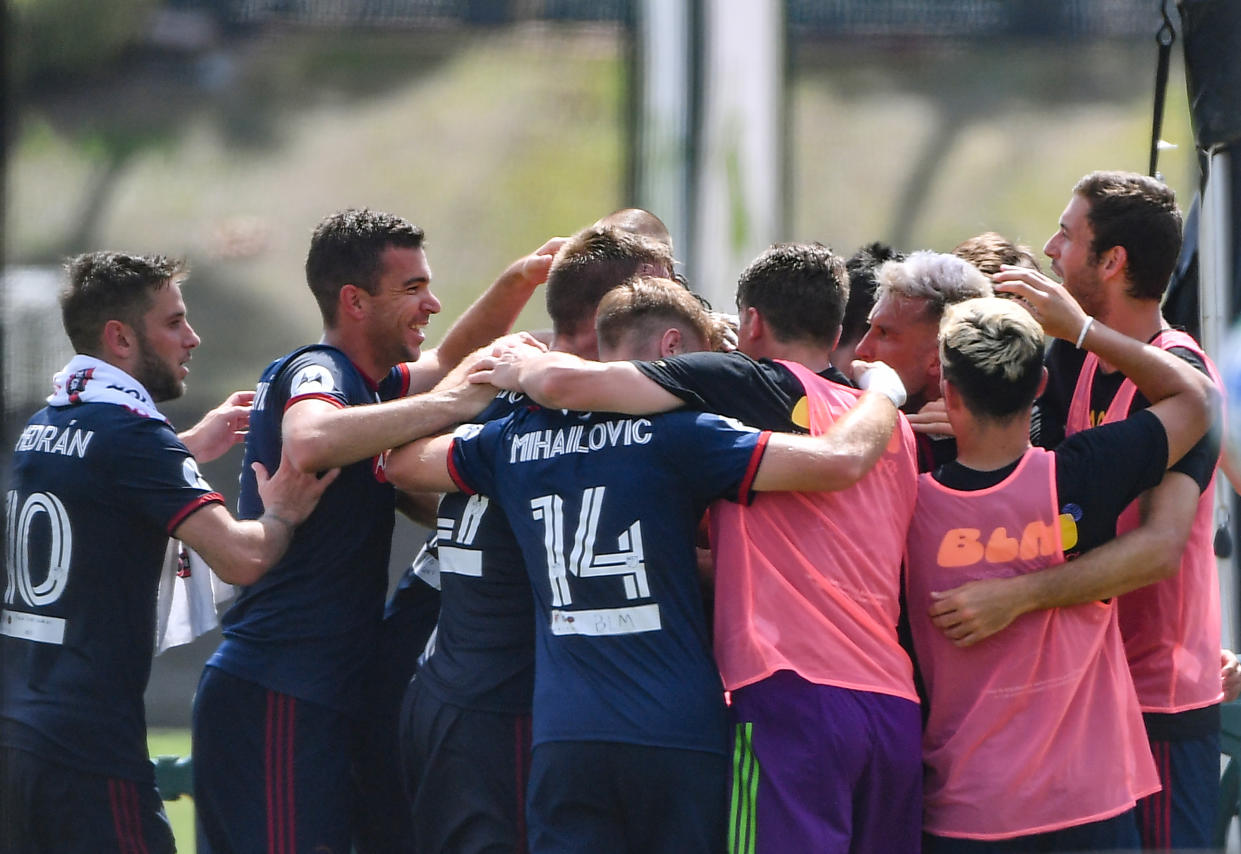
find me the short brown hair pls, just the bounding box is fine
[734,242,848,348]
[953,232,1042,277]
[1073,171,1182,301]
[60,251,185,353]
[545,225,675,334]
[305,208,424,326]
[595,276,713,354]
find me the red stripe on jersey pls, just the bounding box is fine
[395,362,412,397]
[735,431,771,504]
[447,439,476,495]
[166,492,225,535]
[284,393,346,413]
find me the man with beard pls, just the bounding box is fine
[0,251,334,854]
[192,208,559,854]
[931,172,1224,850]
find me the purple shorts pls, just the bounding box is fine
[727,670,922,854]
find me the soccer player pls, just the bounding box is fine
[0,251,334,854]
[462,243,923,854]
[192,208,559,854]
[397,223,676,854]
[854,250,992,471]
[829,241,902,379]
[907,292,1213,851]
[386,274,909,854]
[934,172,1224,849]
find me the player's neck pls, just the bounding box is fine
[952,413,1031,472]
[321,326,387,385]
[1094,297,1165,374]
[753,340,833,375]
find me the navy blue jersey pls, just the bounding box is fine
[416,390,535,714]
[450,407,768,755]
[207,345,410,715]
[2,403,221,781]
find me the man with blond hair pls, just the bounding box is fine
[909,286,1212,851]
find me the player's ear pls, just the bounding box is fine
[101,319,137,359]
[659,327,683,357]
[338,284,369,322]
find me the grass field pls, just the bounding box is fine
[149,728,195,853]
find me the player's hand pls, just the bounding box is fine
[852,360,906,408]
[709,311,739,352]
[255,448,340,527]
[468,338,548,392]
[435,332,545,392]
[907,399,953,436]
[1223,649,1241,703]
[508,237,568,289]
[180,390,254,463]
[928,577,1027,647]
[991,265,1089,343]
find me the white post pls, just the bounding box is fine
[635,0,692,257]
[1201,149,1236,648]
[691,0,784,312]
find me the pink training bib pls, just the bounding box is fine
[906,448,1159,839]
[1066,329,1223,713]
[710,360,919,701]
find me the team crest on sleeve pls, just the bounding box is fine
[183,457,212,490]
[718,415,758,433]
[291,364,336,396]
[453,423,485,440]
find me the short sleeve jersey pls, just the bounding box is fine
[634,349,853,432]
[208,344,411,715]
[416,390,536,714]
[449,406,767,755]
[2,403,221,781]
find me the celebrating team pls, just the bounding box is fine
[1,169,1232,853]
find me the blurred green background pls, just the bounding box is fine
[5,3,1201,850]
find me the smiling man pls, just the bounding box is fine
[192,208,561,854]
[1030,172,1223,850]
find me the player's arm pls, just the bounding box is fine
[994,266,1215,462]
[751,363,903,493]
[929,473,1195,646]
[281,380,495,472]
[385,433,460,494]
[174,451,339,585]
[470,349,683,414]
[178,390,254,463]
[404,238,565,392]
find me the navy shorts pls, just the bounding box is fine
[923,808,1139,852]
[192,666,354,854]
[526,740,727,854]
[352,577,441,854]
[1136,729,1221,849]
[0,745,174,854]
[400,677,531,854]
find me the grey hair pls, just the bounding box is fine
[875,250,992,323]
